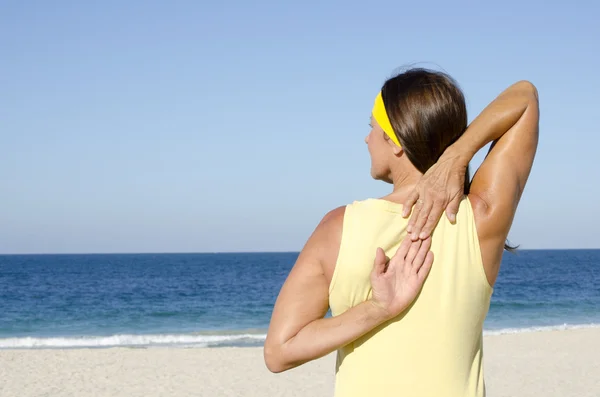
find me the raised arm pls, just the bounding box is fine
[264,207,434,373]
[403,81,539,247]
[454,81,539,264]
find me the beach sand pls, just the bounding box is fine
[1,328,598,397]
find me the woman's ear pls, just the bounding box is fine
[388,139,403,156]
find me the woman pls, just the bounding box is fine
[264,68,539,397]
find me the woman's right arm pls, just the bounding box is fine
[449,80,540,282]
[402,80,539,284]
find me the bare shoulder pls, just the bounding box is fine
[468,193,504,286]
[318,206,346,228]
[467,192,491,247]
[467,193,489,221]
[307,206,346,283]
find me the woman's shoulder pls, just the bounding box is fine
[467,193,504,286]
[308,206,346,284]
[467,192,494,241]
[318,205,346,229]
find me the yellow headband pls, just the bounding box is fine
[372,91,401,147]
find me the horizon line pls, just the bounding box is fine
[1,248,599,256]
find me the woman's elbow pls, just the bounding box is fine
[263,343,289,373]
[513,80,539,102]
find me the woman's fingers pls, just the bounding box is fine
[409,197,434,241]
[417,251,434,282]
[393,233,413,260]
[404,238,423,266]
[417,199,444,239]
[373,247,388,275]
[406,198,423,237]
[402,189,419,218]
[410,237,431,271]
[445,194,462,224]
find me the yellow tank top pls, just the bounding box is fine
[329,197,493,397]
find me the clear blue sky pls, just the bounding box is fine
[1,1,598,253]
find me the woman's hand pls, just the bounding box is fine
[370,236,434,320]
[402,149,468,240]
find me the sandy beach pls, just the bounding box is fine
[1,328,598,397]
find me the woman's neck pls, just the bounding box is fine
[378,169,422,204]
[390,161,422,191]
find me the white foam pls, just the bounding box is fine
[483,323,600,336]
[0,333,267,349]
[3,323,599,349]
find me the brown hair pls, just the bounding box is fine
[381,68,517,251]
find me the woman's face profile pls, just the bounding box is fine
[366,116,394,182]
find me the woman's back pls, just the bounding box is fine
[329,197,492,397]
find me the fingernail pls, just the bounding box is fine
[407,225,412,233]
[450,214,456,223]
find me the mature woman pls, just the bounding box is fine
[264,68,539,397]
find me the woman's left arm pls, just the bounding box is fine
[265,207,434,373]
[264,207,385,373]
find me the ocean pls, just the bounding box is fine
[1,250,599,349]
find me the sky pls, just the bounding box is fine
[1,0,599,253]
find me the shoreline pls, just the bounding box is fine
[1,322,600,350]
[1,328,599,396]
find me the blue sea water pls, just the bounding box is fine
[1,250,599,349]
